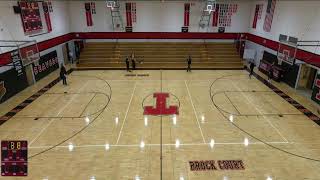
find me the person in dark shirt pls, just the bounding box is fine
[131,57,136,71]
[60,64,67,85]
[187,55,192,72]
[249,61,255,79]
[125,56,130,72]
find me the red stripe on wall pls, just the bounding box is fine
[2,32,319,68]
[0,33,74,66]
[247,33,320,67]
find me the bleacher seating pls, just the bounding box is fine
[77,42,244,69]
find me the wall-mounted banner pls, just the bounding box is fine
[85,2,93,26]
[126,3,132,27]
[43,2,52,32]
[212,4,220,27]
[263,0,276,32]
[184,3,190,27]
[218,4,238,27]
[252,4,264,29]
[32,50,59,82]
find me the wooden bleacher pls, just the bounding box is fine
[77,42,244,69]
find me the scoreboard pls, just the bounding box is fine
[1,141,28,176]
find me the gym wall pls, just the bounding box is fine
[69,0,252,33]
[248,0,320,55]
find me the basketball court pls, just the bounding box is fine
[0,69,319,179]
[1,0,320,179]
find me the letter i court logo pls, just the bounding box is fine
[143,92,180,116]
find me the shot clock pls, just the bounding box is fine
[1,141,28,176]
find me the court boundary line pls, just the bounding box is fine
[28,141,291,149]
[209,73,320,162]
[229,80,289,143]
[115,82,137,144]
[28,74,112,159]
[28,81,90,147]
[185,80,206,143]
[0,69,74,124]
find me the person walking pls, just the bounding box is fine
[125,56,130,72]
[187,55,192,72]
[249,61,255,79]
[60,64,67,85]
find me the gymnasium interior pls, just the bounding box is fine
[1,0,320,179]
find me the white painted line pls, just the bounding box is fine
[115,82,137,144]
[28,82,89,147]
[185,80,206,143]
[29,141,291,149]
[230,81,289,143]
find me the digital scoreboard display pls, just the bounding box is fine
[1,141,28,176]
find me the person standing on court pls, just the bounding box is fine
[60,64,67,85]
[249,61,255,79]
[131,57,136,71]
[187,55,192,72]
[125,56,130,72]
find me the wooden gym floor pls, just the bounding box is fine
[0,69,320,179]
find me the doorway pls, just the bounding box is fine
[297,64,318,96]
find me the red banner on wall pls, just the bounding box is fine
[212,4,220,27]
[184,3,190,27]
[126,3,132,27]
[252,5,259,29]
[85,3,93,26]
[42,2,52,32]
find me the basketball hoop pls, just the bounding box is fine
[204,0,216,14]
[106,1,115,9]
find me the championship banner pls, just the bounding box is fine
[184,3,190,27]
[263,0,276,32]
[19,1,43,35]
[0,52,28,103]
[32,51,59,82]
[85,2,93,26]
[43,2,52,32]
[126,3,132,27]
[312,74,320,105]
